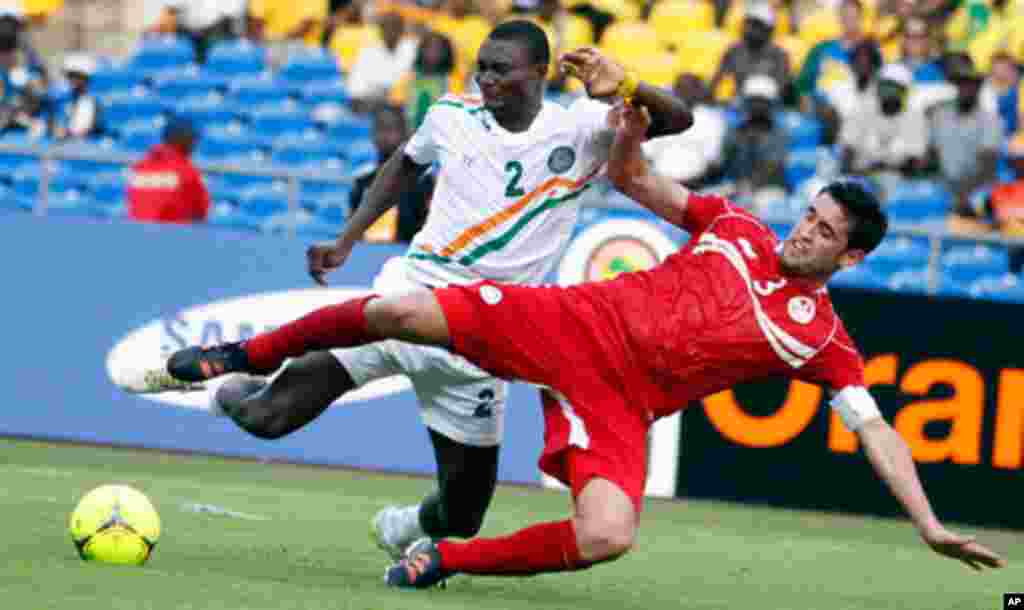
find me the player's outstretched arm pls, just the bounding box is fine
[560,47,692,138]
[856,418,1007,571]
[307,148,426,285]
[607,103,690,228]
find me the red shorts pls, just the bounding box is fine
[434,281,651,511]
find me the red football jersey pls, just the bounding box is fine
[588,193,866,419]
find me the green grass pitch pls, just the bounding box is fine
[0,437,1018,610]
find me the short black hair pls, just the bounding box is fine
[487,19,550,67]
[819,180,888,253]
[851,40,882,73]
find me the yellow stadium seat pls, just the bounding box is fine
[436,16,491,75]
[600,21,661,64]
[650,0,716,48]
[23,0,62,17]
[1009,18,1024,62]
[634,51,684,88]
[798,9,841,47]
[329,25,381,72]
[713,73,735,101]
[777,35,809,74]
[674,29,733,81]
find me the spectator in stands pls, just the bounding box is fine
[347,12,417,113]
[0,8,47,79]
[709,3,790,102]
[722,74,788,204]
[350,105,431,242]
[127,117,210,225]
[931,57,1005,217]
[795,0,868,110]
[820,39,882,144]
[981,51,1021,134]
[390,30,456,130]
[248,0,328,66]
[901,17,945,83]
[52,53,100,141]
[643,73,726,189]
[167,1,247,62]
[0,26,45,135]
[983,133,1024,239]
[840,63,929,178]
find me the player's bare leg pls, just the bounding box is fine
[385,476,638,588]
[113,290,451,393]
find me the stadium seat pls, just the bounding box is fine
[239,193,289,218]
[799,9,842,47]
[229,77,296,109]
[205,39,268,78]
[779,111,823,150]
[271,142,346,171]
[885,268,931,295]
[600,21,661,68]
[279,48,342,87]
[829,265,888,291]
[966,274,1024,303]
[650,1,716,49]
[44,191,110,220]
[103,94,172,126]
[301,80,351,108]
[634,52,684,88]
[153,72,225,100]
[177,95,241,133]
[884,180,952,225]
[325,118,372,143]
[129,36,195,74]
[673,30,734,82]
[302,179,352,201]
[90,67,147,97]
[941,243,1010,282]
[783,149,819,192]
[866,236,931,273]
[247,103,316,138]
[777,36,810,75]
[343,139,377,166]
[315,204,347,227]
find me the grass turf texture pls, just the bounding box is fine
[0,437,1018,610]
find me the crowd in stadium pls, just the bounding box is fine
[1,0,1023,296]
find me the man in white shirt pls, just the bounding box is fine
[840,63,929,176]
[346,12,418,113]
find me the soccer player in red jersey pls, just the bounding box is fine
[130,100,1006,587]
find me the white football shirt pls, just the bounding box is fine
[402,93,613,287]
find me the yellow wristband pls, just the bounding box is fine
[617,71,639,103]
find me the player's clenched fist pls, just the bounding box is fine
[307,240,353,286]
[560,47,627,99]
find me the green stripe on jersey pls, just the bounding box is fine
[408,184,591,268]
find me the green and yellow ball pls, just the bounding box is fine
[69,484,161,566]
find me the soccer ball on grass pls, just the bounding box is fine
[69,484,161,565]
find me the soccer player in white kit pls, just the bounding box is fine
[116,20,693,560]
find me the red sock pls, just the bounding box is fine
[244,295,380,372]
[436,519,585,576]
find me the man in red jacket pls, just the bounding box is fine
[127,117,210,224]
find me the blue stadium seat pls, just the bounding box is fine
[129,36,195,74]
[865,236,931,273]
[302,179,352,201]
[940,243,1010,282]
[344,138,377,166]
[89,172,128,206]
[239,193,289,218]
[153,72,225,100]
[967,274,1024,303]
[90,67,147,97]
[103,94,172,125]
[205,40,268,78]
[44,191,110,220]
[248,107,316,138]
[271,139,346,171]
[783,149,818,192]
[884,180,952,224]
[0,150,37,173]
[177,96,241,132]
[315,204,347,226]
[229,77,296,109]
[208,200,262,231]
[779,111,822,150]
[301,80,351,107]
[279,48,341,86]
[218,173,282,193]
[829,265,888,291]
[885,268,930,295]
[326,117,372,142]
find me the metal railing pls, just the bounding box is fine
[4,139,1023,296]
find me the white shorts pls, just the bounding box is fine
[331,257,507,447]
